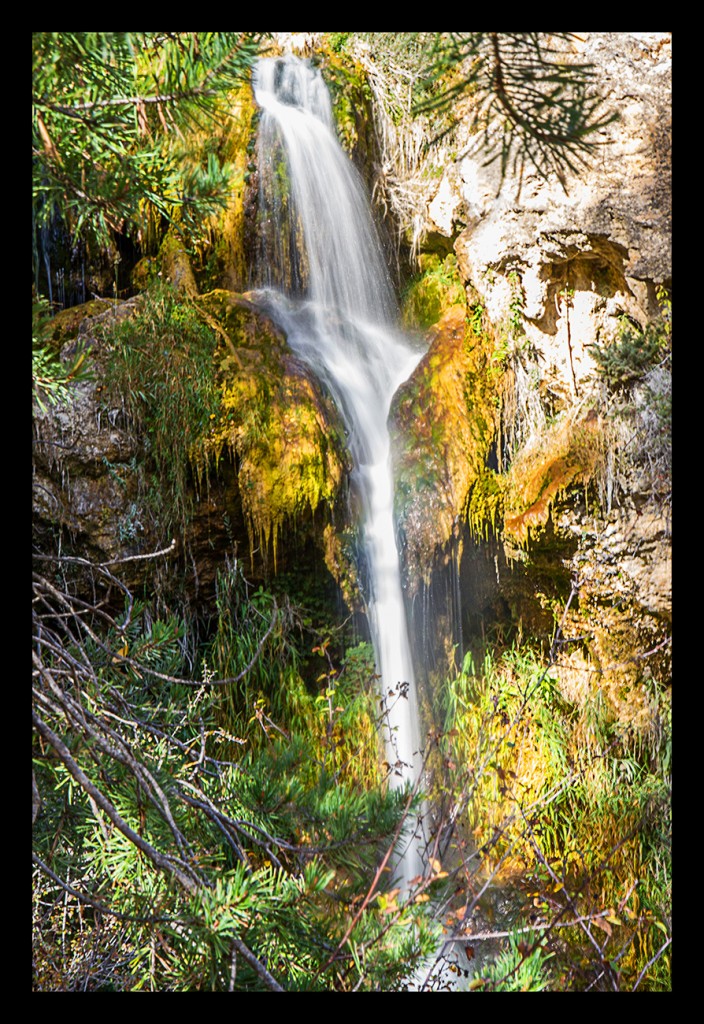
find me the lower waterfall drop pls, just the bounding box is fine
[251,54,427,888]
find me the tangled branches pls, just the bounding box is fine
[32,551,289,987]
[32,549,442,992]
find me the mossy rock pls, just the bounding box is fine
[41,298,115,350]
[501,410,606,547]
[159,231,199,298]
[131,257,158,293]
[401,253,467,331]
[317,48,375,163]
[390,304,500,586]
[195,289,350,569]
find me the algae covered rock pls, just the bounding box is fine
[196,289,350,570]
[390,304,499,588]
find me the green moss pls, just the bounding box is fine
[158,230,199,297]
[401,253,466,330]
[317,48,374,156]
[41,298,115,351]
[131,257,159,293]
[390,305,505,583]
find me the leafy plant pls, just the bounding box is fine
[591,319,666,393]
[474,930,555,991]
[32,296,93,411]
[32,342,93,413]
[32,33,266,252]
[434,629,671,991]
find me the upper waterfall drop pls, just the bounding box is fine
[251,54,427,885]
[253,55,398,328]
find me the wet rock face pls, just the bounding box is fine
[390,305,498,588]
[33,298,148,576]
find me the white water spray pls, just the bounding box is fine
[252,55,426,885]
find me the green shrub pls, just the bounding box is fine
[591,319,665,392]
[100,283,220,536]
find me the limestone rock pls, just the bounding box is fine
[404,31,672,639]
[432,33,671,399]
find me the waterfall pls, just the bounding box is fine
[251,55,427,886]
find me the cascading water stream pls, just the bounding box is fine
[251,55,427,887]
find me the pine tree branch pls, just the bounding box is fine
[32,705,201,894]
[231,938,285,993]
[32,853,171,924]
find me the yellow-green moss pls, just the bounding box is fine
[394,295,608,562]
[159,229,199,297]
[463,407,608,549]
[321,523,363,615]
[131,256,159,293]
[467,468,506,542]
[317,47,374,157]
[391,304,503,582]
[196,290,347,569]
[402,253,467,331]
[502,410,606,547]
[199,84,257,291]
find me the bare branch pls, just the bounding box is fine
[632,936,671,992]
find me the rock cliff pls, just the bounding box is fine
[394,31,671,723]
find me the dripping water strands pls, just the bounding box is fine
[251,55,428,888]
